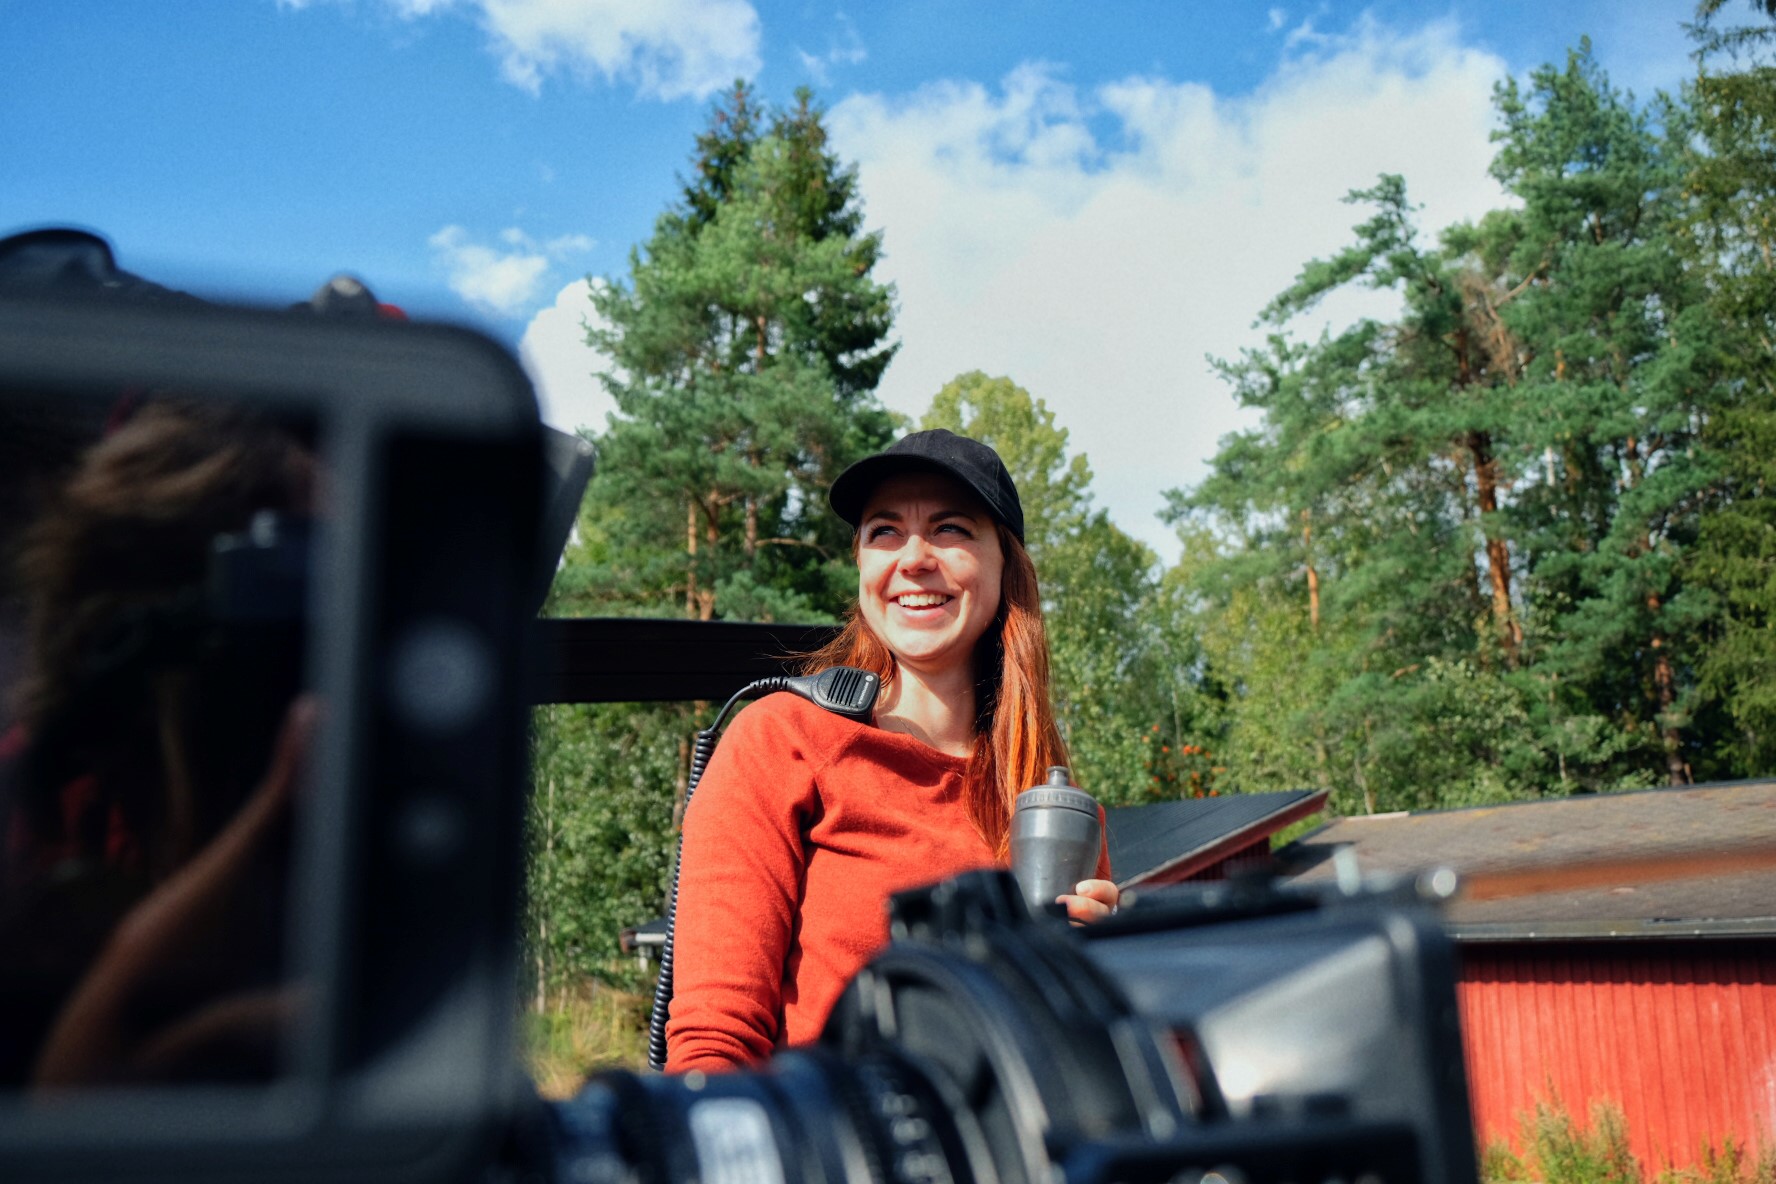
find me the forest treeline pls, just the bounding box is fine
[527,5,1776,1002]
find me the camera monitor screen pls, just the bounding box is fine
[0,383,318,1091]
[0,294,543,1183]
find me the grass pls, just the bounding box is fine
[522,980,652,1098]
[1658,1140,1776,1184]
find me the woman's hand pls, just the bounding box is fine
[1057,878,1119,925]
[33,698,314,1087]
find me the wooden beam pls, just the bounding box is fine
[528,617,840,704]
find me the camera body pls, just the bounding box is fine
[557,870,1476,1184]
[0,294,1477,1184]
[0,293,542,1182]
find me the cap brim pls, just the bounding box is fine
[829,453,968,530]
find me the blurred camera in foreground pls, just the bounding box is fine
[556,869,1475,1184]
[0,281,1476,1184]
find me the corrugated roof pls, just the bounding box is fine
[1107,789,1326,887]
[1277,779,1776,939]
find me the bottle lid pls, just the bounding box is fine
[1013,787,1097,814]
[1014,766,1097,814]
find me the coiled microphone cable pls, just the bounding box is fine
[646,666,879,1071]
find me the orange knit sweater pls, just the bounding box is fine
[664,692,1109,1073]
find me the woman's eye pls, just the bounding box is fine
[865,524,897,541]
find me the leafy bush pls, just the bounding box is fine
[1480,1094,1772,1184]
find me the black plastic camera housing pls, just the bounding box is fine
[0,293,543,1183]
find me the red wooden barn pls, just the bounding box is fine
[1278,781,1776,1173]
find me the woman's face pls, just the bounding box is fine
[856,470,1005,680]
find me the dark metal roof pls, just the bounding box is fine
[1107,789,1327,888]
[1277,779,1776,940]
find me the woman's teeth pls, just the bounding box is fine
[897,593,951,607]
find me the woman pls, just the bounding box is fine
[666,429,1117,1073]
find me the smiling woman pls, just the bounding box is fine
[855,471,1005,732]
[664,429,1116,1073]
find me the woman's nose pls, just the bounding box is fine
[898,532,938,571]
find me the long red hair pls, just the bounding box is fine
[801,522,1068,859]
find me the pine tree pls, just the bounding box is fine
[1685,1,1776,771]
[1166,44,1720,806]
[525,87,901,1014]
[1490,44,1716,785]
[1168,176,1546,812]
[586,86,898,623]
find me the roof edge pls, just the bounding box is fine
[1120,788,1330,889]
[1449,917,1776,942]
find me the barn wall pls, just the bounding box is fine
[1180,845,1272,882]
[1457,940,1776,1173]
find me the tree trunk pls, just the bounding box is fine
[744,451,760,561]
[700,507,719,620]
[1301,509,1320,632]
[1646,590,1690,786]
[1352,740,1376,815]
[1467,430,1521,663]
[673,731,692,829]
[685,499,699,619]
[535,772,555,1014]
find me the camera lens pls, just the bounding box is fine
[550,1049,986,1184]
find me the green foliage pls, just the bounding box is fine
[1484,1095,1775,1184]
[1682,2,1776,771]
[522,982,651,1095]
[1163,40,1768,811]
[1657,1137,1776,1184]
[1520,1097,1643,1184]
[1483,1139,1532,1184]
[526,702,685,999]
[524,84,903,1027]
[585,83,898,623]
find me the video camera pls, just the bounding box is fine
[0,284,1479,1184]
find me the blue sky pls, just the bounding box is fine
[1,0,1703,559]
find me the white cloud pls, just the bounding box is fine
[428,224,593,316]
[546,232,596,253]
[366,0,761,99]
[520,278,617,435]
[797,11,867,86]
[826,17,1512,562]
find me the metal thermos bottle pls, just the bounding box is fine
[1009,766,1101,915]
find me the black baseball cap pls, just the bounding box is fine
[829,428,1025,541]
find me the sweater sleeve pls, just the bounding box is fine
[665,697,819,1073]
